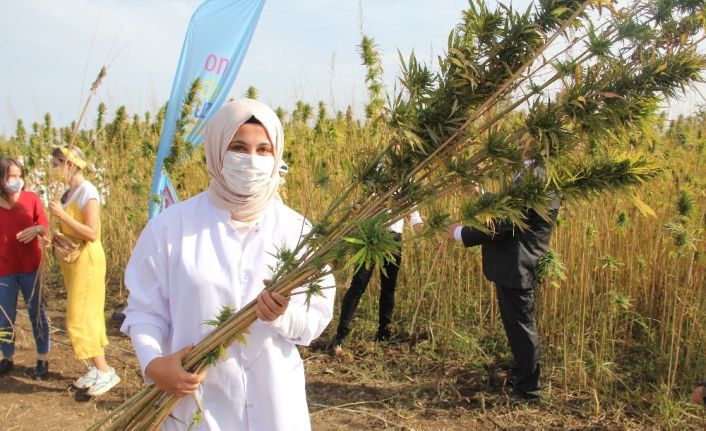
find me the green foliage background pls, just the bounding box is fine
[2,103,705,423]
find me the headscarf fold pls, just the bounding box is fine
[205,99,284,225]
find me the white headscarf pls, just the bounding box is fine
[205,99,284,225]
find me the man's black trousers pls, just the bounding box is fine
[495,283,541,397]
[335,233,403,341]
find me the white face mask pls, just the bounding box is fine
[221,153,275,196]
[6,178,24,194]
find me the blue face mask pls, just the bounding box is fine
[6,178,24,194]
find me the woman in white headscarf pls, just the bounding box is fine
[122,99,335,431]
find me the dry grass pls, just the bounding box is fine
[0,105,705,428]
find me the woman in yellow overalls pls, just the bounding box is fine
[48,146,119,396]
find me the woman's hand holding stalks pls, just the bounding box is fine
[255,287,289,322]
[48,201,68,221]
[145,345,205,398]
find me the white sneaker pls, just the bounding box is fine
[74,366,99,389]
[87,367,120,396]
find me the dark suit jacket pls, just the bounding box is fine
[461,197,560,290]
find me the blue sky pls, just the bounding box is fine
[0,0,478,135]
[1,0,702,136]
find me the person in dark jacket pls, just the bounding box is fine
[330,211,424,353]
[445,164,560,402]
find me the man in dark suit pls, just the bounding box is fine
[446,167,560,402]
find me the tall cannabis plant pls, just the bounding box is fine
[90,0,705,429]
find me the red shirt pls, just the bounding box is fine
[0,191,49,276]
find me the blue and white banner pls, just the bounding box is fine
[149,0,267,218]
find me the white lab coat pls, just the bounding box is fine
[121,192,335,431]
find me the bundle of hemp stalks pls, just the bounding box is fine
[88,0,706,428]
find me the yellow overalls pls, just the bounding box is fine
[59,195,108,360]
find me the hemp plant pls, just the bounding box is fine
[89,0,706,429]
[162,78,202,193]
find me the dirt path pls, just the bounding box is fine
[1,306,699,430]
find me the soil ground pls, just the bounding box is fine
[1,303,705,431]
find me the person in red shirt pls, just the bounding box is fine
[0,157,50,379]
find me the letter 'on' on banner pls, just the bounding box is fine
[149,0,267,218]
